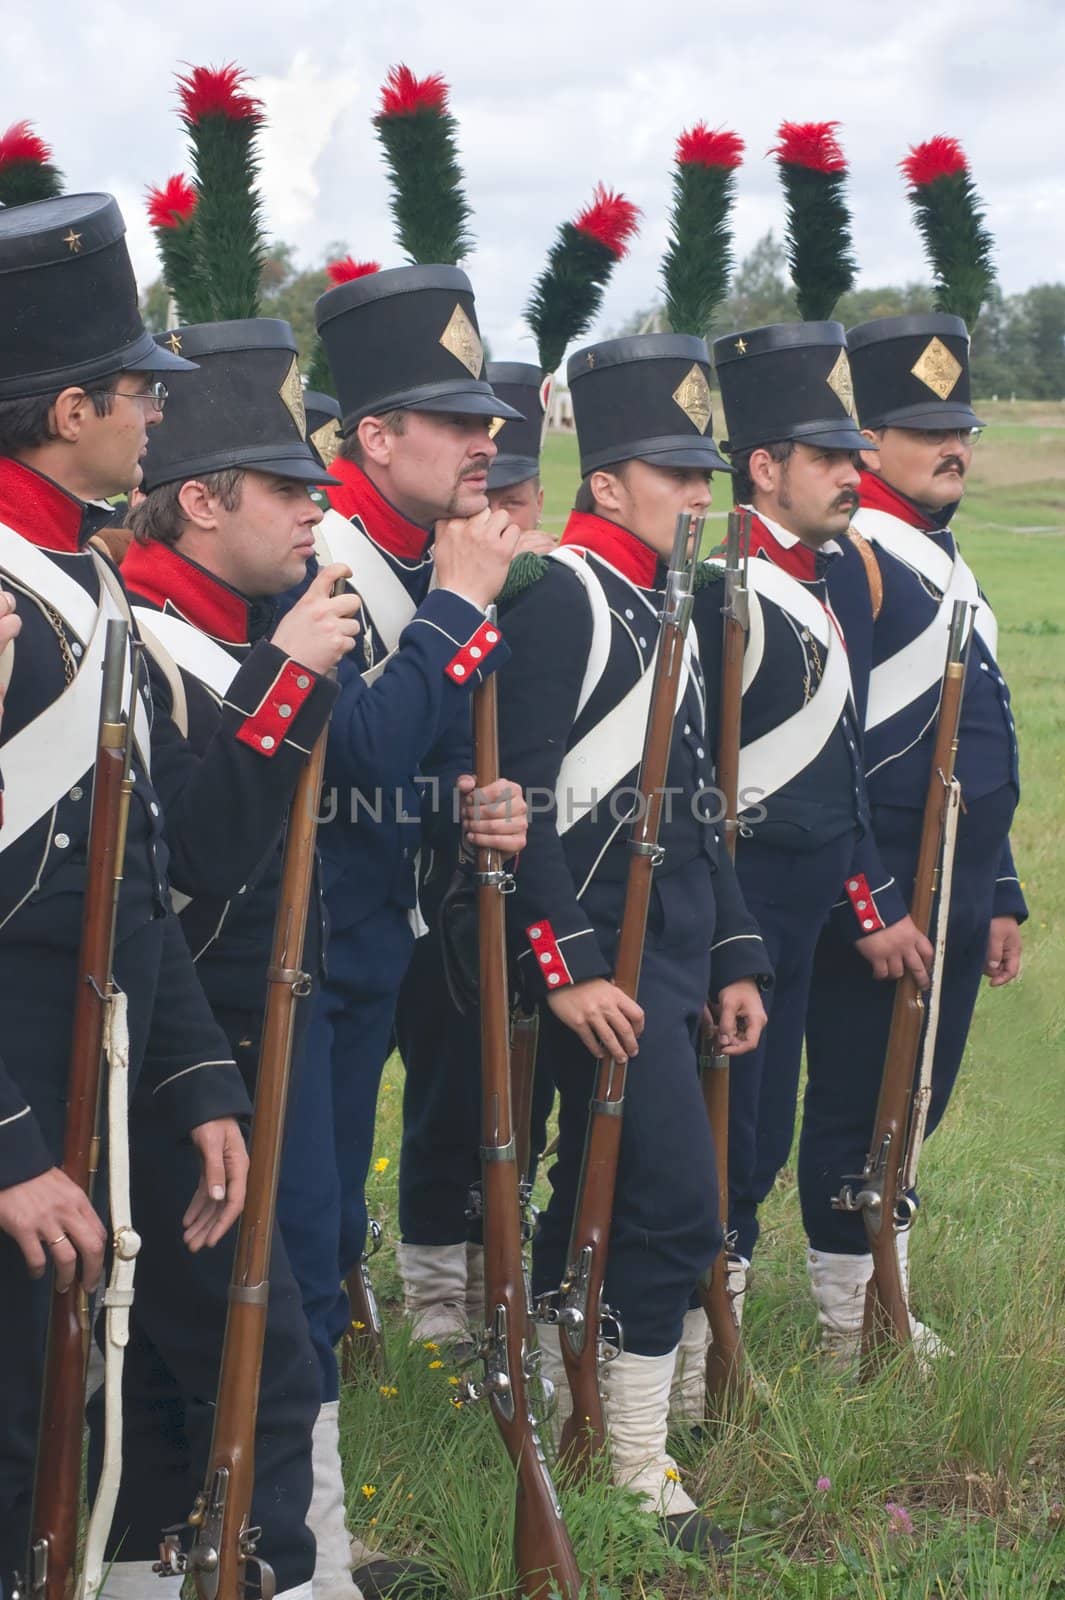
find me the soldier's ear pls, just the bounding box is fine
[589,468,623,515]
[357,414,394,467]
[177,478,222,533]
[51,387,92,443]
[747,447,776,494]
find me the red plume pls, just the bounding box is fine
[146,175,198,230]
[0,120,53,169]
[676,123,744,169]
[176,63,264,125]
[901,135,968,187]
[326,257,381,285]
[378,64,449,118]
[771,120,847,173]
[573,184,641,259]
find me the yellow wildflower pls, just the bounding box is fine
[373,1157,390,1175]
[378,1384,398,1399]
[422,1341,439,1352]
[428,1358,444,1370]
[664,1468,681,1483]
[351,1320,366,1332]
[447,1375,460,1386]
[361,1484,377,1500]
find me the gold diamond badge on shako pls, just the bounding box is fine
[310,418,341,468]
[911,336,963,400]
[487,416,506,441]
[672,364,712,433]
[826,349,857,420]
[278,356,308,439]
[439,303,483,377]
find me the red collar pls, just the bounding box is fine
[858,470,937,531]
[560,511,660,588]
[745,509,821,582]
[326,457,432,561]
[0,457,87,553]
[122,538,250,644]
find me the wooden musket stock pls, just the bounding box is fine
[341,1222,386,1382]
[698,508,751,1411]
[470,615,581,1598]
[554,514,703,1476]
[834,600,972,1370]
[26,622,137,1600]
[182,669,333,1600]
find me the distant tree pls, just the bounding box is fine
[1022,284,1065,400]
[718,230,797,332]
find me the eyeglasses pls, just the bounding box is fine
[905,427,982,447]
[113,382,168,413]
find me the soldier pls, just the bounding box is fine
[111,317,360,1599]
[801,313,1026,1355]
[282,263,528,1596]
[678,325,933,1375]
[394,360,555,1350]
[0,192,250,1596]
[498,333,771,1553]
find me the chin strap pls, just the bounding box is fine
[79,988,141,1600]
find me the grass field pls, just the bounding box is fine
[339,404,1065,1597]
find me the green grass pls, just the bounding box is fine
[340,414,1065,1596]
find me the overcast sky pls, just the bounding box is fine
[6,0,1063,362]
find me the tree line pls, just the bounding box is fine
[141,232,1065,402]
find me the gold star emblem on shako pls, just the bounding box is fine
[672,364,712,434]
[825,349,857,420]
[487,416,506,441]
[278,355,308,439]
[63,229,82,253]
[165,332,182,356]
[734,337,748,355]
[310,418,341,469]
[438,303,483,377]
[911,336,963,400]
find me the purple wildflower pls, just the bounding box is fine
[816,1476,832,1492]
[885,1501,914,1536]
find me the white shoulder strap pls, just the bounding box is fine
[546,547,613,718]
[854,507,998,730]
[131,606,240,703]
[318,507,420,654]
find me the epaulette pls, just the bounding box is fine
[500,551,551,600]
[695,558,726,591]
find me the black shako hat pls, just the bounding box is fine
[141,319,338,492]
[568,333,729,477]
[304,390,342,470]
[0,193,196,401]
[846,312,984,431]
[315,264,523,436]
[485,362,545,490]
[713,322,869,455]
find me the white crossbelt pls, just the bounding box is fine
[315,510,439,686]
[79,989,141,1600]
[131,606,240,701]
[0,523,150,852]
[318,507,420,657]
[737,557,854,804]
[853,507,998,731]
[551,552,692,835]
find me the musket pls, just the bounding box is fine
[341,1220,386,1381]
[174,671,333,1600]
[833,599,972,1370]
[550,513,703,1476]
[698,508,751,1412]
[25,622,137,1600]
[461,609,582,1600]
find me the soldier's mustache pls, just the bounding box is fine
[936,458,966,476]
[835,492,859,512]
[460,457,491,480]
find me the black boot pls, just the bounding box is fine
[350,1556,446,1598]
[661,1510,732,1555]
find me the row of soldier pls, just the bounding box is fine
[0,182,1023,1599]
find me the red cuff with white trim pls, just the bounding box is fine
[445,618,502,684]
[235,659,317,758]
[526,920,573,989]
[846,873,885,934]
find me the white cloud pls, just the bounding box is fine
[3,0,1061,357]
